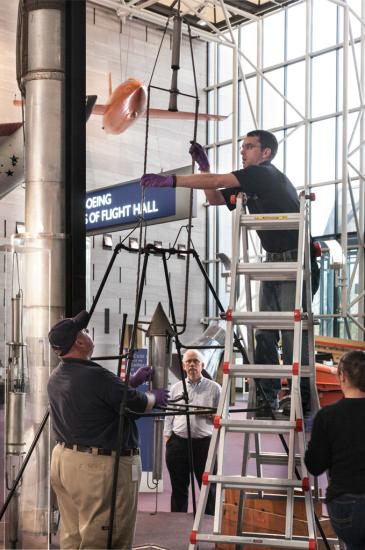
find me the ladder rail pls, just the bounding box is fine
[189,192,321,549]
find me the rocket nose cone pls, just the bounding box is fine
[146,302,174,337]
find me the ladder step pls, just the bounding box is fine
[191,532,314,548]
[249,451,302,466]
[226,364,312,378]
[191,532,315,549]
[231,311,309,330]
[240,212,301,231]
[237,261,298,281]
[205,475,303,491]
[219,418,296,434]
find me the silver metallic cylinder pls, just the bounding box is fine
[152,418,164,481]
[149,335,171,389]
[6,392,26,455]
[18,1,65,533]
[150,335,171,480]
[146,303,174,483]
[171,16,182,69]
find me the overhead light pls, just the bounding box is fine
[197,19,208,27]
[129,237,139,250]
[16,222,25,234]
[103,234,113,250]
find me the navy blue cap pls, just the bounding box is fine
[48,310,90,356]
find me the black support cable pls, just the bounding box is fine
[117,313,128,378]
[161,252,197,515]
[107,251,150,549]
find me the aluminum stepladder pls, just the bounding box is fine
[189,192,320,549]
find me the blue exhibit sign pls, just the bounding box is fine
[85,180,175,233]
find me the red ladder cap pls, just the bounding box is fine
[223,361,230,374]
[226,308,233,321]
[190,530,197,544]
[294,309,301,321]
[292,362,299,375]
[308,539,316,550]
[230,194,237,205]
[202,472,209,485]
[296,418,303,432]
[214,415,221,429]
[313,241,322,257]
[309,192,316,201]
[302,477,310,491]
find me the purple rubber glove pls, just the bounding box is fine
[141,173,175,188]
[189,141,210,172]
[150,388,169,408]
[129,366,153,388]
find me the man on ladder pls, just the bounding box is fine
[141,129,320,416]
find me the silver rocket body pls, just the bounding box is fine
[146,303,174,481]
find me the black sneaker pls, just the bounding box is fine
[255,399,278,419]
[280,396,310,416]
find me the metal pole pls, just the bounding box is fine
[341,3,349,330]
[358,0,365,338]
[20,0,65,535]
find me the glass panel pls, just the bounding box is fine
[218,85,233,141]
[285,125,305,188]
[239,21,257,75]
[262,68,284,129]
[338,43,362,111]
[207,147,215,172]
[218,44,233,83]
[338,249,360,338]
[239,76,257,136]
[311,184,336,237]
[313,248,335,337]
[263,11,285,68]
[208,90,215,143]
[311,51,337,118]
[287,1,306,60]
[286,61,305,124]
[312,0,338,52]
[272,130,284,172]
[336,178,360,234]
[337,113,360,180]
[208,42,216,86]
[311,118,336,183]
[217,143,233,173]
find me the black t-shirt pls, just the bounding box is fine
[221,162,300,253]
[305,398,365,501]
[47,358,148,451]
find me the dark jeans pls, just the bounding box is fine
[327,494,365,550]
[165,432,216,515]
[255,278,310,408]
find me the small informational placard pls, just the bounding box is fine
[85,166,195,235]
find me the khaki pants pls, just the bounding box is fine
[51,443,141,549]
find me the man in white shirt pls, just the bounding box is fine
[164,349,221,514]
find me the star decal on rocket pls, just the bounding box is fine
[6,169,14,176]
[10,154,18,166]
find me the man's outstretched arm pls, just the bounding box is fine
[141,172,240,207]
